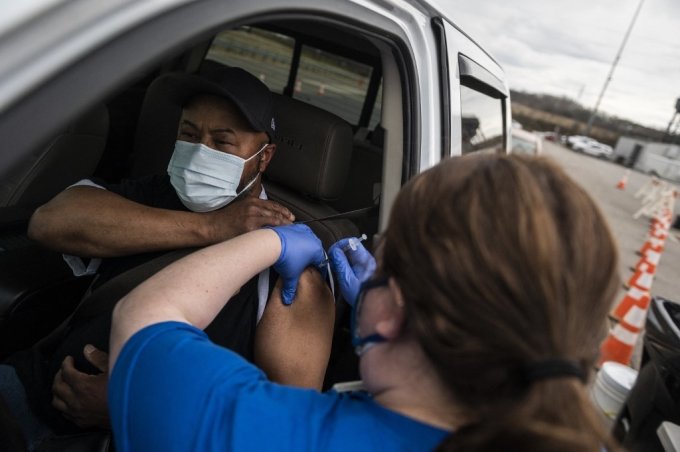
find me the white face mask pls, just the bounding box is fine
[167,140,267,212]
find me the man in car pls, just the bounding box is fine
[1,67,334,447]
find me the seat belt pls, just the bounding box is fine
[296,205,378,224]
[30,248,198,352]
[70,248,197,322]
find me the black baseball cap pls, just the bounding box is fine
[157,65,276,141]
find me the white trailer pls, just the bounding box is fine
[613,137,680,183]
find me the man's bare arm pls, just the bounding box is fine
[110,229,282,367]
[254,269,334,390]
[28,186,294,257]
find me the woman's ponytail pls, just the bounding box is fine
[436,380,620,452]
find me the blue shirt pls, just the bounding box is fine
[109,322,450,451]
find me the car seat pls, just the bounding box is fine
[0,104,108,208]
[262,95,366,387]
[264,93,359,248]
[0,104,109,358]
[330,123,384,247]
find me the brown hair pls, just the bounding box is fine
[382,154,621,451]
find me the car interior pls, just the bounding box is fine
[0,18,399,396]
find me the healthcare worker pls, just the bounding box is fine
[108,154,621,451]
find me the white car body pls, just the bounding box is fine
[567,136,612,158]
[510,128,542,156]
[574,140,613,158]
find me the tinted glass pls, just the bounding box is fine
[206,27,294,94]
[294,45,373,125]
[460,85,504,154]
[369,80,383,130]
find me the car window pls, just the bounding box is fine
[368,80,383,130]
[293,45,379,126]
[460,84,504,154]
[205,27,294,94]
[205,26,382,129]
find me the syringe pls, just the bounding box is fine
[343,234,367,252]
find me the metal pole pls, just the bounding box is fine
[664,112,678,141]
[585,0,645,136]
[671,115,680,144]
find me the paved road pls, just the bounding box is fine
[542,141,680,368]
[542,140,680,305]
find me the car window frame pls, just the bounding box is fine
[0,3,417,192]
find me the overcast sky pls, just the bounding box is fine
[450,0,679,131]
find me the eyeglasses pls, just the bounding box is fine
[351,275,389,355]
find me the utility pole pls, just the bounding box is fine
[663,98,680,143]
[585,0,645,136]
[576,83,585,102]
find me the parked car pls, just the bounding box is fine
[567,135,596,149]
[0,1,511,440]
[511,128,542,156]
[567,136,612,158]
[579,141,613,158]
[541,131,559,142]
[574,140,613,158]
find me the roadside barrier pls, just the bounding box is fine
[634,176,659,200]
[601,278,651,365]
[611,286,651,323]
[625,262,654,292]
[603,184,676,366]
[634,186,677,220]
[637,249,662,274]
[599,321,643,366]
[638,235,664,256]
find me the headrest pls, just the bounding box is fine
[266,94,352,201]
[128,76,182,178]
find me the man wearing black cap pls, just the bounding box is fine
[1,67,334,448]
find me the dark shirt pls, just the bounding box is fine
[6,174,271,433]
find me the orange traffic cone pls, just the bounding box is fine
[616,170,631,190]
[651,214,671,232]
[639,249,662,274]
[599,323,639,366]
[639,236,664,256]
[611,286,651,322]
[600,296,648,365]
[651,227,669,240]
[626,262,654,291]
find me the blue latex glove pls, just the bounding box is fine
[270,224,326,305]
[328,237,376,307]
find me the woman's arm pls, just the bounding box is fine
[109,225,325,367]
[110,229,280,366]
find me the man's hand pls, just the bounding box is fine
[51,344,110,428]
[206,197,295,241]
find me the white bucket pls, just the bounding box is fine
[591,362,639,427]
